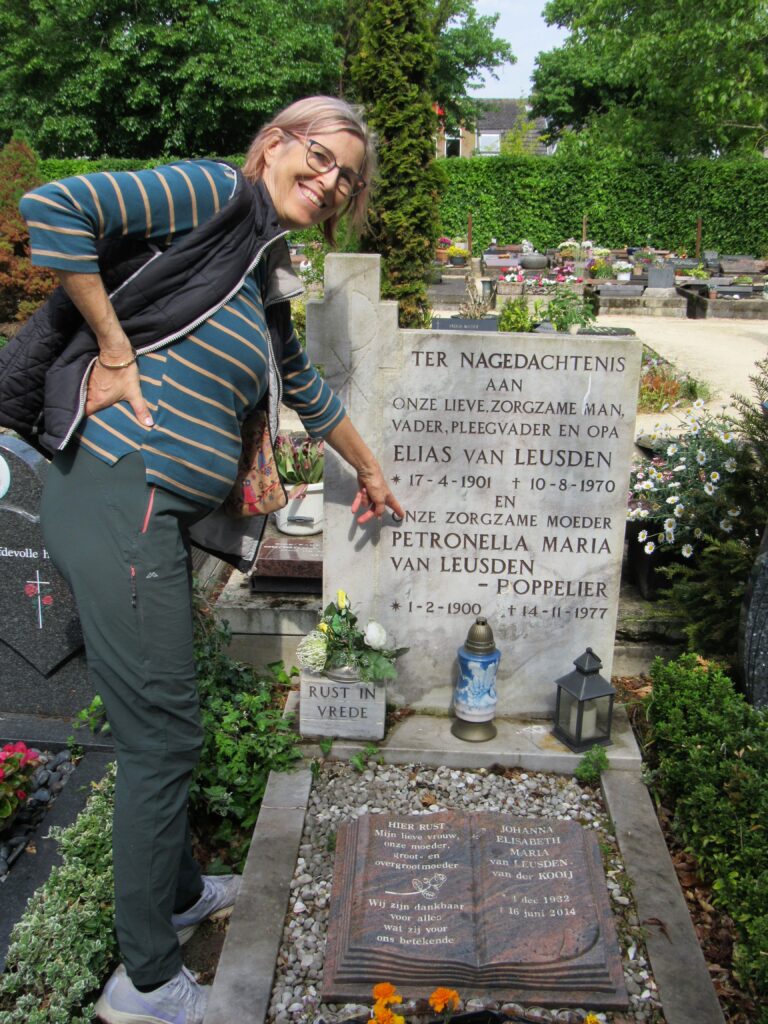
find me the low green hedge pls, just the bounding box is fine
[36,153,768,259]
[645,654,768,1018]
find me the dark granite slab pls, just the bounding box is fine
[253,521,323,579]
[323,811,628,1009]
[0,437,90,717]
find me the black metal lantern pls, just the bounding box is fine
[553,647,615,752]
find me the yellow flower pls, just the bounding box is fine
[584,1015,602,1024]
[318,622,329,633]
[336,589,347,609]
[428,987,460,1013]
[372,983,401,1005]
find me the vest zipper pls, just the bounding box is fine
[60,230,291,450]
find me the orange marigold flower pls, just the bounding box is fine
[372,1007,405,1024]
[372,982,401,1004]
[429,987,460,1013]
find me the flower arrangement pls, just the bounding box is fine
[612,259,633,274]
[296,590,406,682]
[627,402,748,558]
[0,741,41,823]
[274,434,324,489]
[586,256,613,279]
[437,236,453,249]
[520,238,535,254]
[446,245,469,259]
[367,983,460,1023]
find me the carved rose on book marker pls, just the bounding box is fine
[385,872,447,900]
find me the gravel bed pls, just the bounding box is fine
[0,749,76,880]
[267,762,665,1024]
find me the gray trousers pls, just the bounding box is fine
[42,447,208,987]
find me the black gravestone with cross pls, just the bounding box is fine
[0,436,90,717]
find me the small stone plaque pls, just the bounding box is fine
[430,318,499,332]
[0,437,89,717]
[299,670,386,740]
[323,811,628,1009]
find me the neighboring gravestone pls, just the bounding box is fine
[299,670,386,740]
[308,255,642,716]
[0,436,89,717]
[323,811,627,1009]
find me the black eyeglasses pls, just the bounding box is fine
[303,138,366,198]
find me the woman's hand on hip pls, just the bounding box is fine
[85,357,154,426]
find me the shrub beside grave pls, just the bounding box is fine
[644,654,768,1017]
[0,766,116,1022]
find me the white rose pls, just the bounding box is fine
[364,621,387,650]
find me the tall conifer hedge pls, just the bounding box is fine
[350,0,443,326]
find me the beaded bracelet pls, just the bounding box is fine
[97,348,137,371]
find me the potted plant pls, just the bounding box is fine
[273,434,324,536]
[612,259,633,282]
[519,238,547,270]
[295,590,406,682]
[435,236,453,263]
[446,245,469,267]
[541,285,597,333]
[586,256,614,280]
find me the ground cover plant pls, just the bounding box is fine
[642,654,768,1021]
[637,347,709,412]
[0,595,300,1020]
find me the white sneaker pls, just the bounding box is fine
[171,874,241,944]
[94,964,209,1024]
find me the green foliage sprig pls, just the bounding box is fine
[645,655,768,1014]
[190,593,300,868]
[544,286,596,332]
[498,295,543,333]
[574,744,609,786]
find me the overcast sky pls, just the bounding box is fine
[470,0,568,99]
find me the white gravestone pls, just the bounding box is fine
[308,255,641,717]
[299,670,386,740]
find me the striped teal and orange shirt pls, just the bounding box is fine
[20,160,345,507]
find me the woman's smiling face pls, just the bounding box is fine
[262,129,366,230]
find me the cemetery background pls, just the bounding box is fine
[0,247,765,1024]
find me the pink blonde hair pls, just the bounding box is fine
[243,96,377,244]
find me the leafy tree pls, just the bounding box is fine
[498,109,539,157]
[351,0,444,327]
[0,0,342,158]
[430,0,515,133]
[532,0,768,158]
[0,0,513,160]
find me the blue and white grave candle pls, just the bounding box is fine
[454,617,501,723]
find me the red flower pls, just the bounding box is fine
[0,768,5,780]
[42,595,53,606]
[16,789,26,801]
[24,583,38,596]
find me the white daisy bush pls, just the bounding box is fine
[627,405,747,557]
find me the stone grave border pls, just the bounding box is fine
[204,721,725,1024]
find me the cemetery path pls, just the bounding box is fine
[613,314,768,429]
